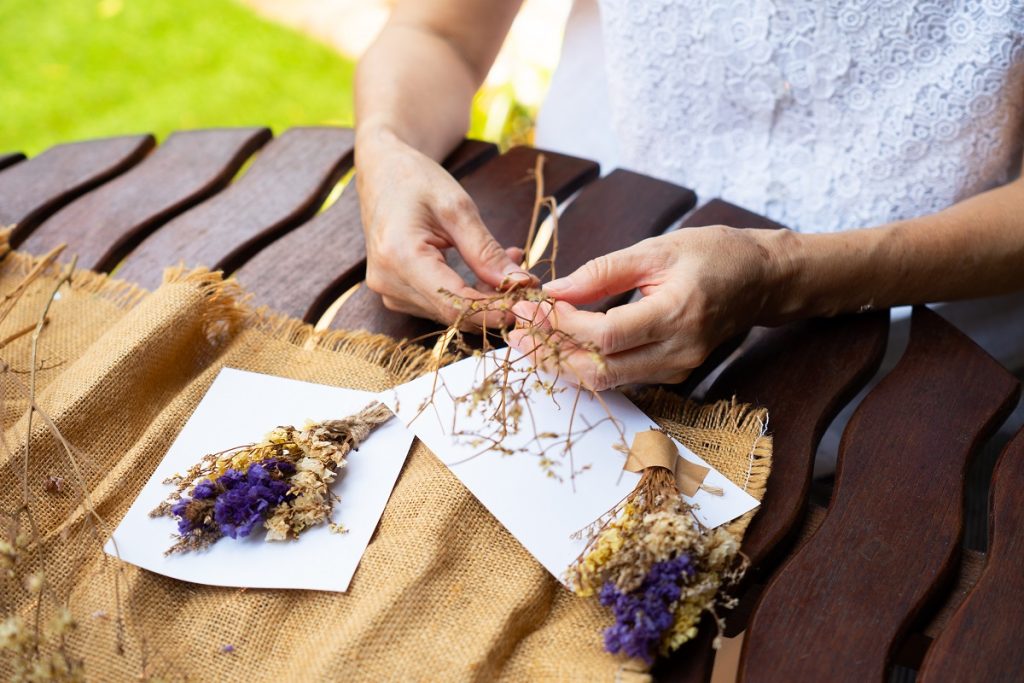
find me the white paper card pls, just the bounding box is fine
[384,350,760,583]
[105,368,414,592]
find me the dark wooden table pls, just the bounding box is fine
[2,127,1021,682]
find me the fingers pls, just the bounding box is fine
[510,298,669,355]
[443,201,535,290]
[562,341,695,390]
[405,251,512,328]
[542,243,657,305]
[507,295,703,390]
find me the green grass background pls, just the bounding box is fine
[0,0,356,156]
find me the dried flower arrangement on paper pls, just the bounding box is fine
[568,453,745,663]
[150,402,393,554]
[405,158,748,663]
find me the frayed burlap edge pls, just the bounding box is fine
[0,240,440,387]
[0,232,150,311]
[161,264,440,385]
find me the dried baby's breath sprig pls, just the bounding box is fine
[151,402,393,554]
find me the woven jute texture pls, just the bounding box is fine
[0,250,772,682]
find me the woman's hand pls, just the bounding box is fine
[356,127,533,325]
[508,225,794,390]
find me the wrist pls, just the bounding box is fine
[751,228,806,326]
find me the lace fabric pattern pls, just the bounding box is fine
[597,0,1024,232]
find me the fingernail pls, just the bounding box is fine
[502,265,532,284]
[543,277,569,293]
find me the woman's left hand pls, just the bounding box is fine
[508,225,794,390]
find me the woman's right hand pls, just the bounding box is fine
[355,126,534,326]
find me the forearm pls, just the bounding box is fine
[355,1,521,162]
[762,177,1024,323]
[356,24,477,161]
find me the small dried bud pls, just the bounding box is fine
[24,572,44,594]
[43,475,64,494]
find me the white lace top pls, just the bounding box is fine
[535,0,1024,392]
[537,0,1024,233]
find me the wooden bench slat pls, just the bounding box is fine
[657,313,889,683]
[738,306,1020,683]
[21,128,270,270]
[231,140,498,322]
[707,313,890,568]
[0,152,25,172]
[917,424,1024,682]
[0,135,154,241]
[534,168,696,310]
[116,127,355,290]
[329,146,599,336]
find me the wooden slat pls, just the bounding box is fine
[533,168,696,309]
[0,135,154,241]
[657,314,888,683]
[652,615,718,683]
[231,140,498,322]
[679,198,786,231]
[707,313,890,568]
[439,139,498,178]
[326,284,442,341]
[738,307,1020,683]
[116,127,355,289]
[918,425,1024,682]
[329,146,599,336]
[21,128,270,270]
[0,152,25,172]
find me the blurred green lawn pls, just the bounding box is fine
[0,0,356,155]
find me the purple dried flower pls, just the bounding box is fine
[212,461,292,539]
[192,479,217,500]
[599,554,695,664]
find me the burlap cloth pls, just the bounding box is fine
[0,247,771,682]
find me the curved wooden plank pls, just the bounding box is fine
[918,425,1024,683]
[656,314,889,683]
[0,152,25,172]
[440,140,498,178]
[739,307,1020,683]
[681,198,786,231]
[327,283,442,342]
[329,146,600,336]
[0,135,154,241]
[232,140,498,321]
[534,168,696,309]
[707,313,890,568]
[116,127,355,289]
[21,128,270,270]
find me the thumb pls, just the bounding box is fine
[446,204,533,289]
[543,247,649,304]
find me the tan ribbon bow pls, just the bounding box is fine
[623,430,723,497]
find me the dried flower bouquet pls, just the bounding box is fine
[151,402,393,554]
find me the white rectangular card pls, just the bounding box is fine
[105,368,415,592]
[384,349,760,583]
